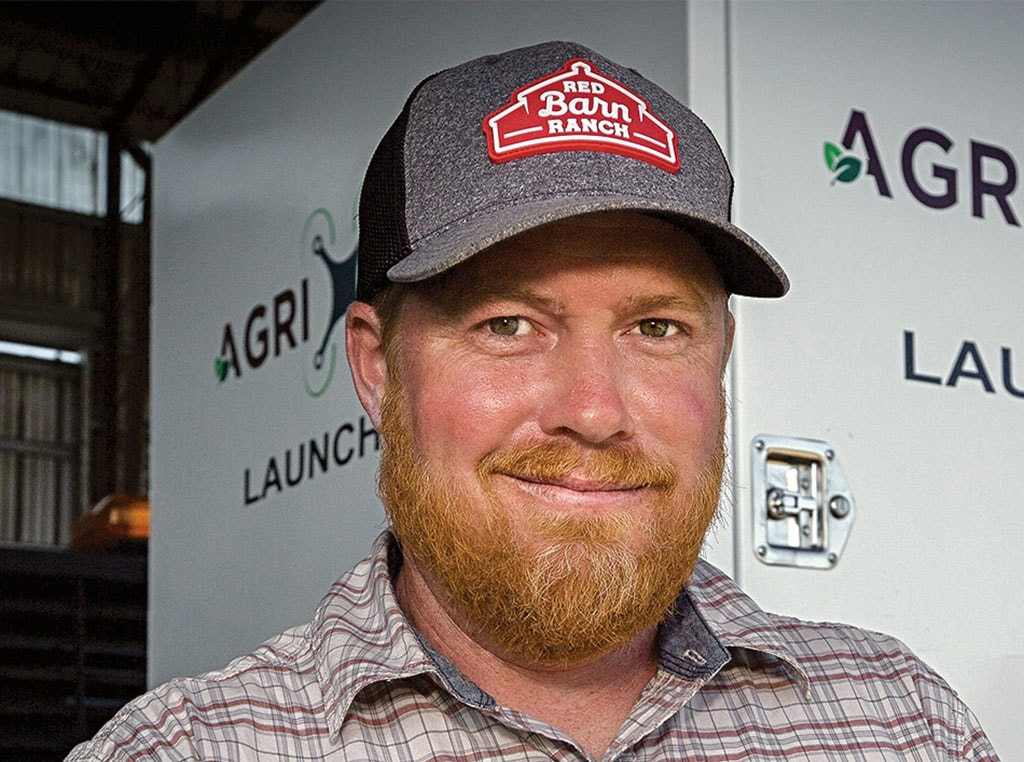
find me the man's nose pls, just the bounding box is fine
[536,336,635,445]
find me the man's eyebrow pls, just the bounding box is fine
[433,283,565,318]
[618,291,716,316]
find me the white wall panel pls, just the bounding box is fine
[712,2,1020,754]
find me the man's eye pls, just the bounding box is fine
[487,316,524,336]
[636,319,678,338]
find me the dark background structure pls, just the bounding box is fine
[0,3,320,757]
[1,1,320,142]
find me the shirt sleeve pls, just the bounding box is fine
[63,682,200,761]
[908,649,1001,761]
[959,703,1001,761]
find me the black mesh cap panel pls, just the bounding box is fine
[356,97,415,302]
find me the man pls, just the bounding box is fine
[68,41,999,761]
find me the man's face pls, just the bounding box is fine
[371,211,734,666]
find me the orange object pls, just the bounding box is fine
[70,493,150,552]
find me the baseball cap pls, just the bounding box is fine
[357,40,788,302]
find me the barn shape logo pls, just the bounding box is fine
[484,58,680,173]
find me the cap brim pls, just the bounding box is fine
[387,194,788,298]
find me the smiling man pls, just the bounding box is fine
[68,41,998,761]
[347,212,731,757]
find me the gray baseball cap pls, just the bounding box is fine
[357,40,788,301]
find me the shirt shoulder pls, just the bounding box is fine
[64,624,320,761]
[687,558,924,681]
[64,534,426,761]
[681,559,1000,760]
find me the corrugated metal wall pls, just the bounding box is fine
[0,109,149,547]
[0,353,81,545]
[0,200,100,314]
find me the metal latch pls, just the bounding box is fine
[751,435,855,569]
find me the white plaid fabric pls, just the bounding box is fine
[67,532,999,761]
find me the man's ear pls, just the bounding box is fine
[345,301,389,430]
[721,307,736,375]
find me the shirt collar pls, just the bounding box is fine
[312,534,811,736]
[311,532,437,736]
[681,558,812,696]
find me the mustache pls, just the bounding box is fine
[478,440,677,491]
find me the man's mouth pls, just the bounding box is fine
[477,441,677,506]
[505,472,646,493]
[494,471,651,513]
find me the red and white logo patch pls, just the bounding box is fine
[484,59,679,173]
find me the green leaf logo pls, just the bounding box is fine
[832,155,861,183]
[215,357,228,383]
[824,142,842,169]
[824,141,861,185]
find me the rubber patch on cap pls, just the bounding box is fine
[484,59,680,173]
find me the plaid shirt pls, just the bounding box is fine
[68,532,999,761]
